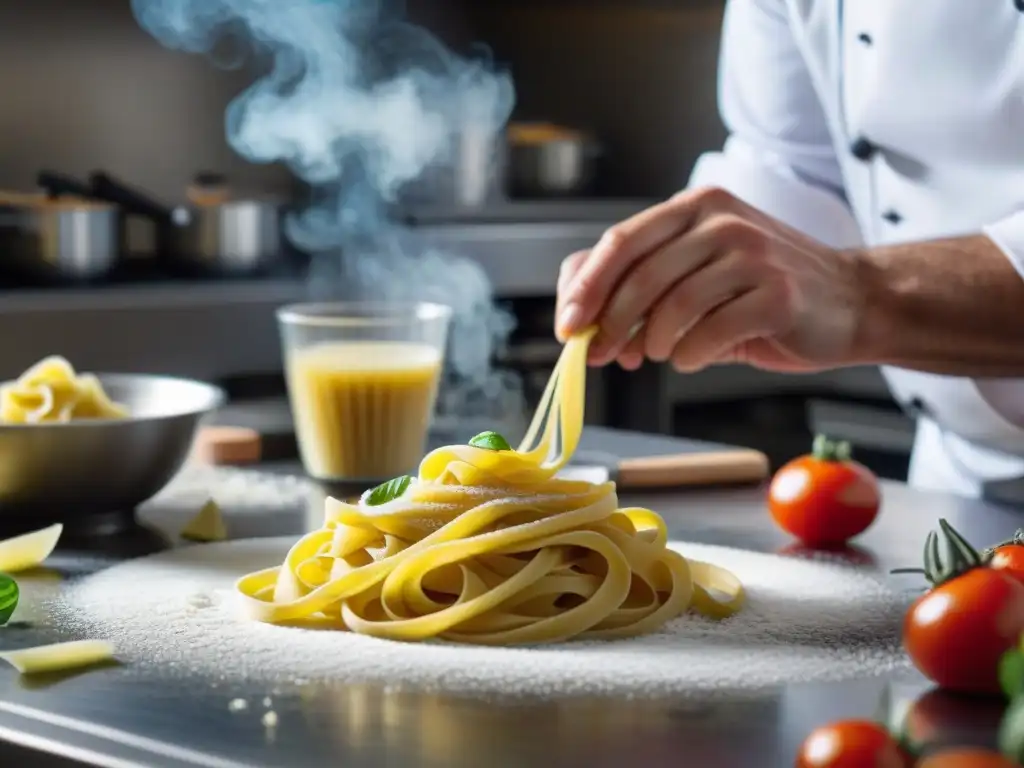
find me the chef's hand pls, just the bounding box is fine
[555,187,866,373]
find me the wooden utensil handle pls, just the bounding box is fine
[617,450,769,488]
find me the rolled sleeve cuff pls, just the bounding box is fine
[688,137,863,249]
[983,208,1024,282]
[975,209,1024,430]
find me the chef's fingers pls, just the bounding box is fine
[555,249,590,342]
[616,325,646,370]
[556,188,732,338]
[587,213,734,365]
[642,245,768,362]
[668,284,789,372]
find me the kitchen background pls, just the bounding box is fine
[0,0,913,479]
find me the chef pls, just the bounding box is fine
[555,0,1024,500]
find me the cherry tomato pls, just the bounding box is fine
[795,719,910,768]
[902,521,1024,695]
[768,435,880,546]
[990,545,1024,585]
[917,748,1019,767]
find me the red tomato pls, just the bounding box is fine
[917,748,1019,767]
[904,565,1024,695]
[795,719,909,768]
[768,435,880,545]
[990,545,1024,585]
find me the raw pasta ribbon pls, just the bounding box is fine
[236,328,745,644]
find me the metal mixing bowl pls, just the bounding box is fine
[0,373,225,517]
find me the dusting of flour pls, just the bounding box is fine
[50,536,913,699]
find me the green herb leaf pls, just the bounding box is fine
[468,431,512,452]
[0,575,19,625]
[365,476,413,506]
[1001,648,1024,700]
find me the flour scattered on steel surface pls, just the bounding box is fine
[51,538,912,698]
[146,465,310,514]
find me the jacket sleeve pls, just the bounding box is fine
[688,0,863,249]
[974,212,1024,428]
[983,211,1024,283]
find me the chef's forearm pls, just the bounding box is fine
[852,234,1024,376]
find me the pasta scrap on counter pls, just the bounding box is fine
[181,500,228,543]
[235,327,746,645]
[0,640,117,675]
[0,356,129,424]
[0,523,63,574]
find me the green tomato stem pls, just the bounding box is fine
[810,434,853,462]
[918,518,986,586]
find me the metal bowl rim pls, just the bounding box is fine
[0,372,226,430]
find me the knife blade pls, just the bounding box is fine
[558,448,770,490]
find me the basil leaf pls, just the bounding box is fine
[365,476,413,506]
[468,431,512,452]
[0,575,19,626]
[1001,647,1024,700]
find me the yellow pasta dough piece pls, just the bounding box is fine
[0,523,62,573]
[235,327,745,645]
[0,356,129,424]
[181,500,227,543]
[0,640,116,675]
[18,356,77,388]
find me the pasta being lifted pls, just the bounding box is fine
[0,356,129,424]
[236,327,745,644]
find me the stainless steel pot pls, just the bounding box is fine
[400,123,507,208]
[506,122,602,198]
[0,190,119,283]
[38,168,150,264]
[166,199,283,274]
[89,171,283,277]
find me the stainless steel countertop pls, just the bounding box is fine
[0,426,1016,768]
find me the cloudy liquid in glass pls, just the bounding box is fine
[287,341,442,480]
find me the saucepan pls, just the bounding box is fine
[87,170,284,277]
[37,169,144,266]
[400,121,508,208]
[505,122,603,198]
[0,184,119,284]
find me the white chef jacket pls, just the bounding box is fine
[687,0,1024,498]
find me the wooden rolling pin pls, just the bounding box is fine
[616,449,770,488]
[562,449,771,489]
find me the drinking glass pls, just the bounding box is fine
[277,302,452,483]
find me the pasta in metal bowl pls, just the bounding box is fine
[0,356,129,424]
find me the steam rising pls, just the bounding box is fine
[131,0,522,423]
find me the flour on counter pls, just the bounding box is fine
[50,537,913,698]
[137,465,312,537]
[146,465,310,513]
